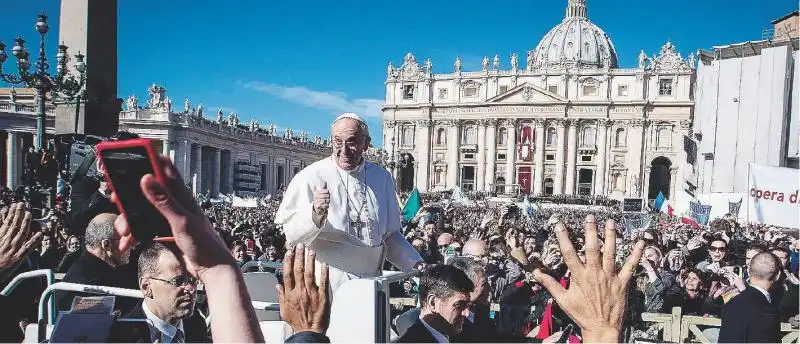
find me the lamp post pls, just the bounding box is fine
[0,13,86,151]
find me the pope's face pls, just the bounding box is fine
[331,118,369,171]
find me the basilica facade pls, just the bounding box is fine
[382,0,695,204]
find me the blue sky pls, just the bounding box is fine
[2,0,797,147]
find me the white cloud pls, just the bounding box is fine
[241,81,384,119]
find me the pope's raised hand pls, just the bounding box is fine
[313,182,330,217]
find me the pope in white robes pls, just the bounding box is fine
[275,113,423,294]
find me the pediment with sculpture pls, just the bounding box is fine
[486,82,567,103]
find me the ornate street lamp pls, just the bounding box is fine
[0,13,87,151]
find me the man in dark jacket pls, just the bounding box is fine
[59,213,136,313]
[395,264,473,343]
[719,252,782,343]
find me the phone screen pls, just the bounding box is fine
[100,146,171,242]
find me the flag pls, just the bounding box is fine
[681,216,701,229]
[728,197,742,216]
[402,188,423,223]
[522,197,534,218]
[654,191,666,211]
[653,191,674,216]
[623,214,651,238]
[690,200,712,226]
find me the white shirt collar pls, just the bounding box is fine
[467,311,475,323]
[420,317,450,343]
[751,285,772,303]
[142,301,185,343]
[331,156,366,175]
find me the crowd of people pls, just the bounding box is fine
[0,120,797,343]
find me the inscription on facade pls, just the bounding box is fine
[433,105,566,115]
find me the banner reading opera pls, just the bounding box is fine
[747,164,800,229]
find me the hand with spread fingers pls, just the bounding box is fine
[532,214,645,343]
[277,243,331,335]
[0,203,41,271]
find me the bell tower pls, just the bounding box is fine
[55,0,120,137]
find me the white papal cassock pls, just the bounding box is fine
[275,156,423,294]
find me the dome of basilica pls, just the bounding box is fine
[531,0,618,69]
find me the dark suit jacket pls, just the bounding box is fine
[456,309,539,343]
[110,301,211,343]
[57,251,138,314]
[394,319,439,343]
[718,286,781,343]
[285,331,331,343]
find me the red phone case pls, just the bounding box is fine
[94,138,170,238]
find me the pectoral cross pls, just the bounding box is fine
[350,220,366,239]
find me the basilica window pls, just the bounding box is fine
[401,126,414,147]
[582,85,598,97]
[614,128,626,147]
[658,79,673,96]
[434,168,445,185]
[438,88,448,100]
[581,126,596,147]
[403,85,415,100]
[462,126,477,145]
[499,85,508,94]
[435,128,446,146]
[497,127,508,145]
[617,85,629,97]
[464,86,478,98]
[548,85,559,94]
[546,127,557,147]
[656,126,672,149]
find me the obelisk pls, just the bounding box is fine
[55,0,120,136]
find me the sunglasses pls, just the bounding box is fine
[150,275,198,288]
[709,246,727,252]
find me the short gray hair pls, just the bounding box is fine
[84,213,118,249]
[448,256,486,285]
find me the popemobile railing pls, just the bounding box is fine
[640,307,799,343]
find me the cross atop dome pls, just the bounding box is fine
[565,0,587,19]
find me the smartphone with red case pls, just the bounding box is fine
[95,138,172,243]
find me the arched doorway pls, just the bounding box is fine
[544,177,554,195]
[397,153,415,193]
[648,156,672,200]
[495,177,506,194]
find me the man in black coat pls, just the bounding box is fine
[719,252,782,343]
[395,264,474,343]
[58,213,136,313]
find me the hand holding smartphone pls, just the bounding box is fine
[95,138,173,243]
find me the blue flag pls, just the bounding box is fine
[690,201,712,226]
[654,191,666,211]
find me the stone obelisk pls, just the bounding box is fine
[55,0,120,137]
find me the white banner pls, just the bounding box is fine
[232,196,259,208]
[747,164,800,228]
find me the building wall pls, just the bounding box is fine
[693,43,797,195]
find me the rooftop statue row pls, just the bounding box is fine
[121,84,334,151]
[387,41,694,81]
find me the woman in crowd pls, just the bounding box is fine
[57,235,83,273]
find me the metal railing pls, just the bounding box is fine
[640,307,798,343]
[2,269,56,327]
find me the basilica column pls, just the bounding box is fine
[476,121,487,192]
[554,120,566,194]
[446,120,460,189]
[627,120,646,198]
[565,120,578,195]
[161,139,170,156]
[485,120,497,191]
[533,119,545,194]
[212,148,221,195]
[6,132,18,189]
[595,120,609,195]
[504,121,516,193]
[180,140,192,185]
[191,144,203,196]
[385,121,397,175]
[415,120,431,192]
